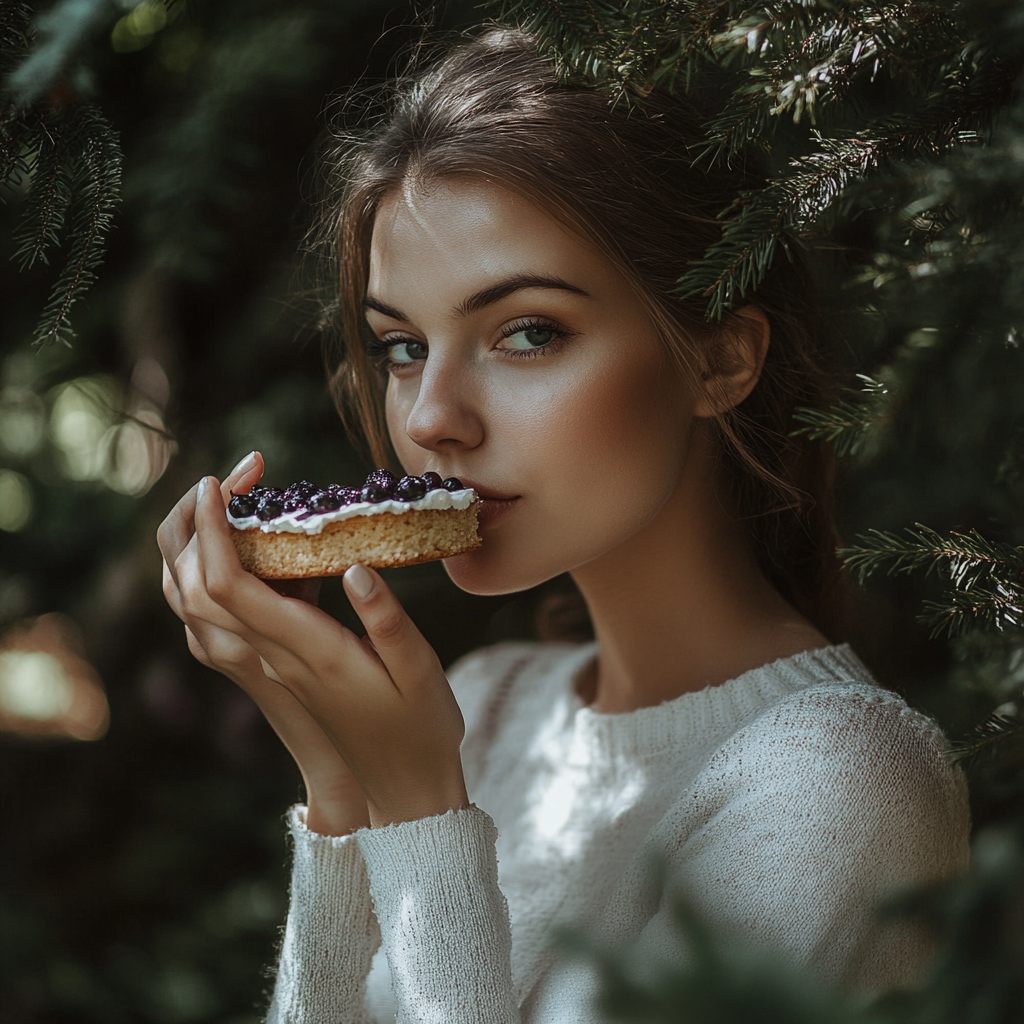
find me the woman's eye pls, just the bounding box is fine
[388,340,428,363]
[502,325,557,351]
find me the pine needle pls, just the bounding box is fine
[950,706,1024,766]
[791,376,889,457]
[841,525,1024,636]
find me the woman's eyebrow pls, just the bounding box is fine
[362,274,588,323]
[456,274,588,315]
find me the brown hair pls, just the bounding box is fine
[313,26,844,637]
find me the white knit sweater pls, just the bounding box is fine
[266,642,970,1023]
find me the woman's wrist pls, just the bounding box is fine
[366,767,470,829]
[303,773,370,836]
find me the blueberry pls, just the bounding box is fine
[442,477,464,492]
[364,469,396,495]
[422,471,443,491]
[394,475,428,501]
[309,490,342,514]
[228,493,259,517]
[285,479,318,500]
[257,495,284,521]
[360,483,391,504]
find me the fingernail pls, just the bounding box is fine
[197,476,208,501]
[344,563,374,600]
[231,451,256,475]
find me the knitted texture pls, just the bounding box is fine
[358,806,518,1023]
[266,807,380,1024]
[267,643,970,1023]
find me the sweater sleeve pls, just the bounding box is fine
[266,644,537,1024]
[637,685,971,992]
[356,804,520,1024]
[265,806,381,1024]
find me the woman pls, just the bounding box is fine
[158,28,970,1023]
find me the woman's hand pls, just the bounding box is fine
[157,453,369,836]
[169,465,470,829]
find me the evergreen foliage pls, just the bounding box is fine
[791,373,888,456]
[841,525,1024,636]
[2,0,122,347]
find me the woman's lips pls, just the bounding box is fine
[475,495,519,531]
[454,480,519,532]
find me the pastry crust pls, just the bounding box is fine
[230,503,480,579]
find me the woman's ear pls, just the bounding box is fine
[693,305,770,418]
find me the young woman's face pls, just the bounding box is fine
[366,177,699,596]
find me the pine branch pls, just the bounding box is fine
[499,0,737,96]
[31,103,120,347]
[0,110,30,197]
[791,374,889,456]
[840,524,1024,587]
[1,2,34,194]
[677,129,882,317]
[949,705,1024,766]
[497,0,624,85]
[841,526,1024,636]
[12,112,73,269]
[681,95,995,317]
[702,0,967,156]
[676,197,793,319]
[0,0,35,78]
[922,586,1024,637]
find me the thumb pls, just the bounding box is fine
[342,563,441,689]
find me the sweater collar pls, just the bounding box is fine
[564,643,874,760]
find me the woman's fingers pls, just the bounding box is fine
[162,558,184,619]
[171,528,281,682]
[219,450,264,505]
[342,564,442,690]
[191,476,362,675]
[192,476,280,618]
[157,451,264,590]
[187,478,465,825]
[267,578,323,606]
[192,479,434,700]
[157,480,200,586]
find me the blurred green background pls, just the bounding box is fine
[2,0,1024,1021]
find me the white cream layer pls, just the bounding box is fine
[227,488,475,536]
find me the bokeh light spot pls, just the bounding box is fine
[49,377,116,481]
[0,614,109,741]
[0,469,32,532]
[112,0,170,53]
[47,376,174,496]
[0,650,74,719]
[0,386,45,457]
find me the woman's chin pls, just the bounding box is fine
[441,548,557,597]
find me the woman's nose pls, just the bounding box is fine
[403,357,484,453]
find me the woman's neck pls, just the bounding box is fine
[571,429,828,714]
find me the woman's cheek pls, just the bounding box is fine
[448,369,688,592]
